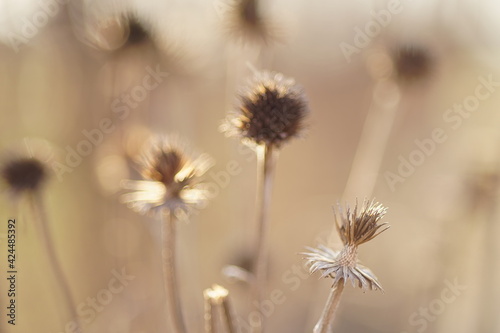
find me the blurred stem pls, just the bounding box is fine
[161,211,187,333]
[222,296,238,333]
[478,190,500,332]
[204,296,217,333]
[342,79,400,200]
[29,192,81,332]
[253,144,278,333]
[313,282,345,333]
[204,287,239,333]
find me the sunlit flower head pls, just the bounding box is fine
[121,136,213,219]
[222,70,308,148]
[303,199,390,291]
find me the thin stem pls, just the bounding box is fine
[478,186,500,332]
[222,295,239,333]
[28,192,82,332]
[204,295,217,333]
[313,282,345,333]
[342,79,400,200]
[161,211,187,333]
[253,144,278,333]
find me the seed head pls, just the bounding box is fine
[302,199,390,291]
[125,16,150,46]
[223,71,308,148]
[223,0,272,43]
[1,158,47,194]
[392,45,432,83]
[121,136,213,219]
[334,199,389,247]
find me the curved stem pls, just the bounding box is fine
[161,211,187,333]
[313,282,345,333]
[253,144,278,333]
[29,192,82,332]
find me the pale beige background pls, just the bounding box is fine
[1,0,500,332]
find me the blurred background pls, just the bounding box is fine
[1,0,500,332]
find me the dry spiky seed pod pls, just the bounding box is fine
[223,0,270,43]
[124,16,150,46]
[334,199,389,248]
[1,158,47,194]
[224,70,308,148]
[303,199,389,291]
[392,45,433,83]
[303,200,390,333]
[121,135,213,219]
[0,138,55,197]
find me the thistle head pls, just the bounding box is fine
[302,199,390,291]
[121,135,213,219]
[334,199,389,247]
[0,138,55,198]
[392,45,433,83]
[223,0,273,43]
[223,70,308,148]
[1,158,48,194]
[124,16,150,46]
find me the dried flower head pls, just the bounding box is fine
[1,158,47,194]
[392,45,433,83]
[0,138,55,197]
[303,199,390,291]
[334,199,389,247]
[223,0,272,43]
[121,136,213,218]
[223,70,308,148]
[86,14,152,52]
[124,16,150,46]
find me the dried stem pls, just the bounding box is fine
[204,285,239,333]
[161,211,187,333]
[253,144,277,333]
[204,295,217,333]
[342,79,400,200]
[313,282,345,333]
[28,192,82,332]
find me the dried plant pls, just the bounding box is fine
[0,141,82,332]
[121,135,212,219]
[222,70,308,332]
[121,135,213,333]
[203,284,238,333]
[303,199,390,333]
[223,70,308,148]
[392,45,433,84]
[222,0,273,44]
[1,157,47,195]
[122,15,151,48]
